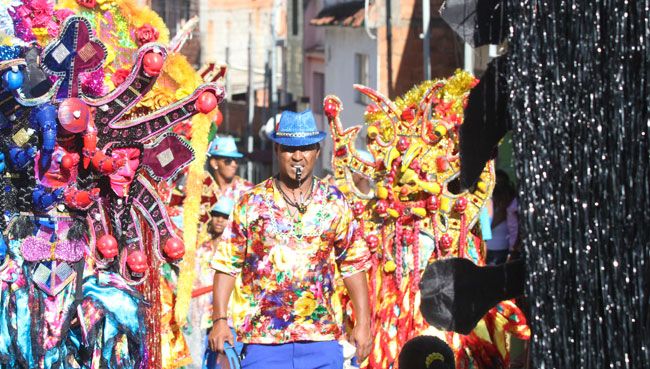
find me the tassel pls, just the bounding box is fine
[174,113,211,325]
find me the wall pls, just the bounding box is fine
[322,26,378,171]
[198,0,286,95]
[377,0,463,97]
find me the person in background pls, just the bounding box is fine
[486,170,520,265]
[398,336,455,369]
[186,198,242,369]
[208,109,372,368]
[198,136,253,243]
[206,136,252,200]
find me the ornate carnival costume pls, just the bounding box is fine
[325,71,530,369]
[0,3,223,368]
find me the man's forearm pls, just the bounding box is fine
[212,271,236,320]
[343,272,371,326]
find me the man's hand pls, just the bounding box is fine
[343,272,372,362]
[349,321,372,362]
[208,320,234,353]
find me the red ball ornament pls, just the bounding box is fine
[143,52,164,76]
[426,196,440,212]
[375,200,388,216]
[400,107,415,122]
[195,91,218,114]
[352,201,365,217]
[214,108,223,126]
[366,234,379,249]
[439,234,453,250]
[97,234,118,259]
[60,154,75,170]
[163,238,185,260]
[454,197,468,212]
[324,99,339,119]
[127,251,148,274]
[58,98,90,133]
[397,137,410,152]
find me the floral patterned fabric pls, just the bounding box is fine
[200,174,253,223]
[211,178,370,344]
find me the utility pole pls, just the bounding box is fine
[270,0,280,127]
[421,0,431,80]
[246,12,254,182]
[224,45,230,133]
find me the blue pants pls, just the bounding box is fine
[241,341,343,369]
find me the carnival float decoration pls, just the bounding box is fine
[0,1,223,367]
[325,71,530,369]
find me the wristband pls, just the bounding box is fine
[213,316,228,323]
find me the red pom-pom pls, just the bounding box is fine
[143,52,164,77]
[97,234,118,259]
[454,197,468,212]
[323,98,339,119]
[163,238,185,260]
[400,106,416,122]
[426,196,440,212]
[214,108,223,126]
[195,91,218,114]
[375,200,388,216]
[397,137,410,152]
[127,251,148,274]
[352,201,365,217]
[439,234,453,250]
[366,234,379,249]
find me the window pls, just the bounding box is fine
[312,72,325,114]
[292,0,299,36]
[355,53,369,104]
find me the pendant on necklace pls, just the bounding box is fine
[298,204,306,214]
[294,219,303,238]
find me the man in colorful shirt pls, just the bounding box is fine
[208,110,372,368]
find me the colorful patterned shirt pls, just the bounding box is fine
[211,178,370,344]
[198,174,253,244]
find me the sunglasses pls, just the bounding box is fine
[218,157,240,165]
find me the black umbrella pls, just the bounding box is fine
[459,55,509,189]
[419,257,525,335]
[439,0,508,47]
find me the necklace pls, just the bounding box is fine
[275,176,315,214]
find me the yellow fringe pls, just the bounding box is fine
[174,113,212,326]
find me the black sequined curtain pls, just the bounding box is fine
[506,0,650,368]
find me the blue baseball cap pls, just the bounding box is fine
[208,136,244,158]
[210,197,235,216]
[269,109,326,147]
